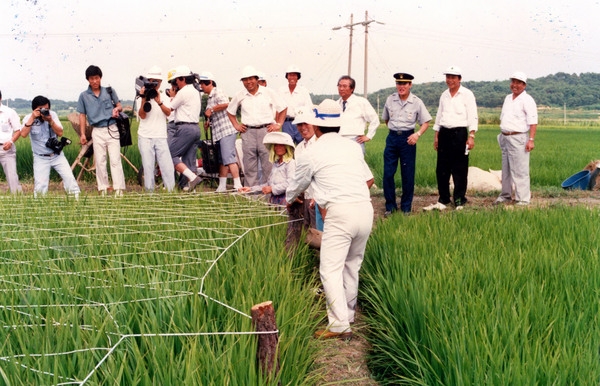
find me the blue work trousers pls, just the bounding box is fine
[383,130,416,213]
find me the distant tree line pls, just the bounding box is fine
[314,72,600,110]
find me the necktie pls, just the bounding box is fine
[342,100,347,112]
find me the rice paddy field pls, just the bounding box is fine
[0,193,321,385]
[1,117,599,384]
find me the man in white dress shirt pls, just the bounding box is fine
[278,65,313,144]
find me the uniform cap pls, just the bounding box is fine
[443,65,462,76]
[393,72,414,83]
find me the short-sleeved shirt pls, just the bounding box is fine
[500,91,538,133]
[433,85,478,132]
[278,85,313,118]
[170,84,201,123]
[77,86,119,127]
[382,93,432,131]
[0,104,21,143]
[22,110,63,156]
[227,85,286,126]
[206,87,237,141]
[137,91,171,139]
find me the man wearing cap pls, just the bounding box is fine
[424,66,478,211]
[200,71,243,192]
[278,66,313,144]
[0,90,23,194]
[337,75,380,152]
[495,72,537,206]
[227,65,287,187]
[382,73,432,215]
[137,66,175,192]
[167,65,203,191]
[286,99,374,340]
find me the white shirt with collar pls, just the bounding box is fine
[500,90,537,133]
[227,85,287,126]
[170,84,201,123]
[286,132,372,209]
[433,85,478,132]
[338,94,380,138]
[278,85,313,118]
[0,104,21,143]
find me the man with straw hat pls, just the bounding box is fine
[286,99,374,340]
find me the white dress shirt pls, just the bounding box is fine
[433,85,478,132]
[338,94,380,138]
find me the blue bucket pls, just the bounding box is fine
[561,170,591,190]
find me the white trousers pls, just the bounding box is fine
[92,125,126,191]
[320,201,374,333]
[497,133,530,203]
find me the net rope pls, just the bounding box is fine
[0,192,289,385]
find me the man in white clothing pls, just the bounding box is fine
[0,90,23,194]
[337,75,380,152]
[278,65,313,144]
[495,71,537,206]
[286,99,374,340]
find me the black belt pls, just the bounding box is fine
[440,126,467,130]
[37,153,55,157]
[175,121,198,126]
[245,124,269,129]
[284,117,295,122]
[389,129,414,135]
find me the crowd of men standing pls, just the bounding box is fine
[0,65,537,340]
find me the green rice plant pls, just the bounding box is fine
[361,207,600,384]
[0,193,321,385]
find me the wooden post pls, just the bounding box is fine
[251,301,280,382]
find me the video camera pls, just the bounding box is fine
[39,108,50,117]
[135,76,159,112]
[45,136,71,155]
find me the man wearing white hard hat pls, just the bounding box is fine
[166,65,203,192]
[494,71,537,206]
[286,99,374,340]
[136,65,175,192]
[199,71,243,192]
[278,65,313,144]
[227,65,287,187]
[424,65,478,211]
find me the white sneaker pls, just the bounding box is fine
[215,186,227,193]
[423,202,447,211]
[515,201,530,206]
[114,189,123,198]
[494,197,510,206]
[455,205,464,211]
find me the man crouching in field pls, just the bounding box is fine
[286,99,374,340]
[21,95,80,198]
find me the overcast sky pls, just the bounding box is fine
[1,0,599,103]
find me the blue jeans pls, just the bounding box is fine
[383,130,416,213]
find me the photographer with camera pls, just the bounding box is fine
[0,90,23,194]
[77,65,126,197]
[21,96,80,198]
[136,66,175,192]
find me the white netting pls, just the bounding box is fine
[0,192,289,385]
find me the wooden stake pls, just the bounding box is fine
[251,301,280,382]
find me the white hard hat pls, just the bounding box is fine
[241,65,259,80]
[443,65,462,76]
[167,65,192,82]
[510,71,527,83]
[199,71,214,81]
[146,65,162,79]
[263,131,295,149]
[285,65,301,78]
[257,71,266,81]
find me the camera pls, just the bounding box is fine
[135,76,159,112]
[40,108,50,116]
[45,136,72,155]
